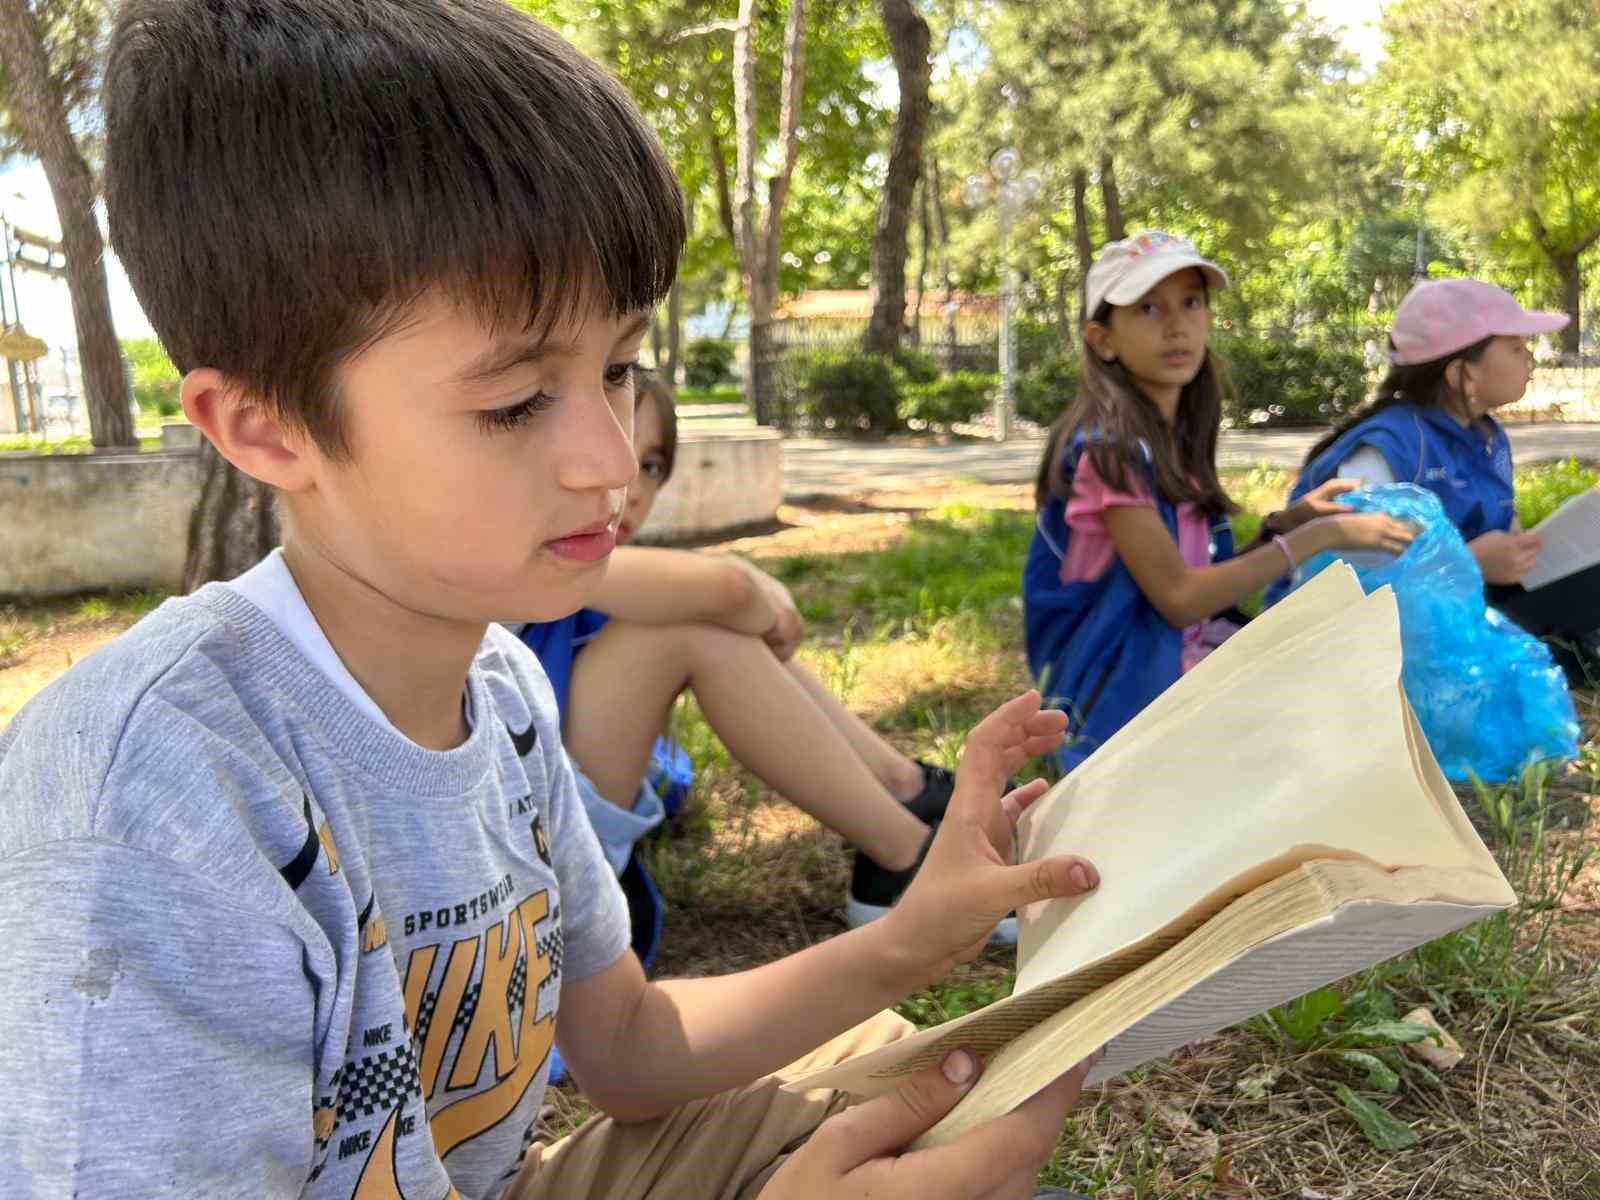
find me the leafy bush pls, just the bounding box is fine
[1216,337,1367,428]
[902,371,994,429]
[1515,457,1599,528]
[1015,352,1081,428]
[122,337,181,418]
[796,351,904,436]
[893,348,941,386]
[684,339,736,389]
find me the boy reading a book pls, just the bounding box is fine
[0,2,1101,1197]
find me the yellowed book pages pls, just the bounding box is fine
[784,563,1515,1137]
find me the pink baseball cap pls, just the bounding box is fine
[1390,278,1569,365]
[1085,230,1228,318]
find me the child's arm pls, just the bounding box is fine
[589,546,787,636]
[553,692,1098,1121]
[1104,505,1417,629]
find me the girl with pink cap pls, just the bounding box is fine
[1288,278,1597,685]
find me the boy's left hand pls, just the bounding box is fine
[1277,478,1360,531]
[883,691,1099,977]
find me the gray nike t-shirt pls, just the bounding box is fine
[0,585,630,1198]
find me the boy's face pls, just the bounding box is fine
[289,292,646,623]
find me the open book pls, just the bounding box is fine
[1522,487,1600,591]
[785,563,1516,1148]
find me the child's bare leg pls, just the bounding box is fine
[566,621,929,870]
[782,659,925,802]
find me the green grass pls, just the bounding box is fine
[675,384,746,406]
[0,431,164,454]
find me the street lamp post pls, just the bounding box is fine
[965,148,1040,443]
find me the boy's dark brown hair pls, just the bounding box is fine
[104,0,686,459]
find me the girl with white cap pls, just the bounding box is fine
[1024,232,1414,772]
[1288,278,1597,684]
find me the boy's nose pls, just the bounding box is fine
[558,392,637,493]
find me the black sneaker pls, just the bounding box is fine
[846,829,1018,944]
[906,760,957,823]
[906,759,1022,824]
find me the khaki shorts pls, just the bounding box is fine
[506,1010,915,1200]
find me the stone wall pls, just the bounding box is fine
[0,451,204,598]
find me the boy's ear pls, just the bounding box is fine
[181,368,316,493]
[1084,322,1117,364]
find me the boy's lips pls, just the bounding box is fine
[546,518,618,563]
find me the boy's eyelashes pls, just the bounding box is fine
[476,390,557,434]
[474,361,642,435]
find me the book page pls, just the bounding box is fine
[1013,586,1492,996]
[913,889,1503,1148]
[1523,487,1600,590]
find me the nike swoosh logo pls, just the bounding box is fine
[507,720,538,757]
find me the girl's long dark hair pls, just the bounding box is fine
[1034,299,1236,516]
[1301,336,1492,466]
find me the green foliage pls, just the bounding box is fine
[1014,351,1081,429]
[0,0,105,160]
[674,384,745,406]
[1375,0,1600,335]
[1216,336,1368,428]
[122,338,182,417]
[896,975,1009,1028]
[892,348,941,386]
[1330,1083,1419,1150]
[901,370,994,429]
[1514,457,1599,528]
[683,339,736,389]
[795,351,904,436]
[515,0,891,295]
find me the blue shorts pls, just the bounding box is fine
[571,765,665,876]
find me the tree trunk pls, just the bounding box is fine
[709,131,737,247]
[0,0,134,449]
[1552,250,1582,356]
[732,0,806,427]
[862,0,932,359]
[910,166,931,346]
[183,439,280,591]
[1072,166,1093,327]
[1099,153,1125,243]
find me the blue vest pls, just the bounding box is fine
[1023,436,1236,773]
[1293,404,1516,541]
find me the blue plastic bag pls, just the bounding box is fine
[1291,484,1579,782]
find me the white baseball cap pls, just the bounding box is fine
[1085,230,1229,319]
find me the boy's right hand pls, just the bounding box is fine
[1470,529,1544,585]
[765,1048,1100,1200]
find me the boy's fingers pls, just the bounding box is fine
[999,778,1050,825]
[991,853,1099,912]
[813,1051,982,1170]
[903,1054,1100,1197]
